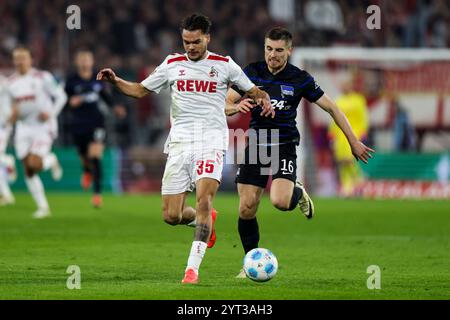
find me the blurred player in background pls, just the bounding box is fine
[328,77,369,197]
[7,47,67,218]
[97,14,273,284]
[226,27,374,278]
[0,75,16,206]
[65,49,126,208]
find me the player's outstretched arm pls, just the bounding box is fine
[315,94,375,163]
[225,88,256,116]
[96,68,150,99]
[245,86,275,118]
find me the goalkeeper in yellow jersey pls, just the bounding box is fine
[328,78,369,197]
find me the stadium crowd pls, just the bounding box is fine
[0,0,449,147]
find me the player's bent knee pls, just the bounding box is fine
[162,212,181,226]
[270,196,290,211]
[161,197,184,225]
[239,202,258,219]
[26,155,42,173]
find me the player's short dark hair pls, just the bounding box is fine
[75,47,93,54]
[74,47,94,59]
[265,27,293,47]
[180,13,212,34]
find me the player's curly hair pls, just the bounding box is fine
[180,13,212,34]
[265,27,293,47]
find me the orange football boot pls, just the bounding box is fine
[92,194,103,208]
[207,208,217,248]
[181,268,198,284]
[81,172,92,190]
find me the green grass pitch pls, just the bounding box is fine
[0,193,449,299]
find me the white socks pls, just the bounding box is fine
[187,219,197,227]
[186,241,207,274]
[25,175,49,210]
[42,153,57,171]
[0,167,13,199]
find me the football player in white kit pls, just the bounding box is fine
[0,75,17,206]
[7,47,67,218]
[97,14,274,284]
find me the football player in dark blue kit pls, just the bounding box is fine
[226,28,374,277]
[65,49,126,208]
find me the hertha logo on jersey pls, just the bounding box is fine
[280,85,294,97]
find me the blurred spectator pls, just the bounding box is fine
[112,7,137,55]
[328,77,369,197]
[269,0,296,23]
[428,0,450,47]
[303,0,345,45]
[435,154,449,185]
[393,99,417,151]
[304,0,345,32]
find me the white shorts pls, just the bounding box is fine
[161,146,224,195]
[0,125,12,154]
[14,125,54,160]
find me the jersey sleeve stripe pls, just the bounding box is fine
[308,90,324,101]
[207,55,229,62]
[167,56,188,64]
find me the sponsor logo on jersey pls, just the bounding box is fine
[176,80,217,93]
[15,95,36,103]
[280,85,294,97]
[82,92,99,103]
[270,99,291,110]
[178,69,186,76]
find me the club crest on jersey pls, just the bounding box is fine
[93,83,102,92]
[178,69,186,76]
[280,85,294,97]
[209,66,218,78]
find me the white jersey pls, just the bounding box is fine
[0,75,11,128]
[7,68,67,135]
[141,51,254,152]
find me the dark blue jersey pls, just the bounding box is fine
[65,73,114,134]
[232,61,324,145]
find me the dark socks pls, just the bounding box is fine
[82,156,91,174]
[83,164,91,174]
[238,217,260,254]
[288,186,303,211]
[91,158,102,194]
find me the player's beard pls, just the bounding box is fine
[268,58,287,73]
[16,64,31,74]
[188,48,207,61]
[269,58,281,68]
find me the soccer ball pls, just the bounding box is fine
[243,248,278,282]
